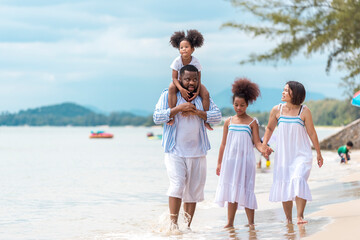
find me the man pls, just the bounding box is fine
[153,65,221,229]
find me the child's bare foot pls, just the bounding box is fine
[224,223,234,228]
[167,119,174,126]
[297,217,308,224]
[205,122,213,130]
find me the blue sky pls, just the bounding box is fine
[0,0,344,113]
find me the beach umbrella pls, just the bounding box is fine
[352,90,360,107]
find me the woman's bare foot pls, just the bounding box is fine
[297,217,308,224]
[205,122,213,130]
[248,223,255,229]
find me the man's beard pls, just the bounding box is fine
[180,82,197,95]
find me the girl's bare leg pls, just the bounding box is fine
[225,202,238,228]
[199,84,213,130]
[295,197,308,224]
[245,207,255,226]
[167,82,178,125]
[282,201,293,224]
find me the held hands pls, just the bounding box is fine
[261,144,273,159]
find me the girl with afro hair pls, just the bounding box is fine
[215,78,268,228]
[168,29,212,130]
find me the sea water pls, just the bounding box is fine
[0,126,358,240]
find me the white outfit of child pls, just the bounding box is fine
[269,104,313,202]
[170,56,202,80]
[215,117,258,210]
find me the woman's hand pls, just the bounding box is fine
[317,154,323,168]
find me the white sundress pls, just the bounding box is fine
[215,117,258,210]
[269,104,313,202]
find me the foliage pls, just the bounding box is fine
[221,108,270,125]
[305,98,360,125]
[221,97,360,126]
[224,0,360,93]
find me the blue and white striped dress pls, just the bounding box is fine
[215,117,258,210]
[269,104,313,202]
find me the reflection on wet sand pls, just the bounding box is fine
[283,223,307,240]
[226,227,240,240]
[298,223,306,238]
[225,225,258,240]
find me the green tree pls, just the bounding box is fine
[224,0,360,95]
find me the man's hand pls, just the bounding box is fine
[178,102,196,115]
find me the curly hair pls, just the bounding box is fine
[170,29,204,49]
[232,78,260,105]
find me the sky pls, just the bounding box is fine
[0,0,345,113]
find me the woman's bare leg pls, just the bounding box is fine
[295,197,308,224]
[282,201,293,224]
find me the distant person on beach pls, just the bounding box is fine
[261,81,324,224]
[153,64,221,229]
[214,78,271,228]
[338,141,353,164]
[167,29,212,130]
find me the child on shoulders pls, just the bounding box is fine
[168,29,212,130]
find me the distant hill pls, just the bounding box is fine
[0,102,154,126]
[212,87,326,112]
[18,102,94,117]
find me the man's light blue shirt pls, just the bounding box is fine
[153,89,222,154]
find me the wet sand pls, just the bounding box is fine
[305,150,360,240]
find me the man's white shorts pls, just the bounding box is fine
[164,153,207,203]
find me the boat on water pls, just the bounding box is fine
[89,131,113,139]
[147,132,162,140]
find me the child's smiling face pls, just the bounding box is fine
[179,40,194,59]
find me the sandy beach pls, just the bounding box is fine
[305,150,360,240]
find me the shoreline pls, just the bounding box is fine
[305,150,360,240]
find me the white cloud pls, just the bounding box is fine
[0,0,348,112]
